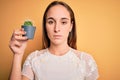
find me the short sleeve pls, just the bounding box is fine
[22,52,35,80]
[82,53,99,80]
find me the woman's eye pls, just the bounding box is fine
[48,21,53,24]
[62,21,67,25]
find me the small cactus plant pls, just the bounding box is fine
[22,20,36,39]
[23,20,33,26]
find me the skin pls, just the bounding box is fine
[46,5,73,55]
[9,28,28,80]
[9,4,73,80]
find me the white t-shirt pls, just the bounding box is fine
[22,48,99,80]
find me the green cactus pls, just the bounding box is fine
[23,20,33,26]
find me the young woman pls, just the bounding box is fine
[9,1,99,80]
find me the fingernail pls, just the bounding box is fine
[15,31,18,34]
[26,36,28,39]
[22,28,24,31]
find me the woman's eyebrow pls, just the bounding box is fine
[61,18,70,20]
[46,17,70,20]
[46,17,54,20]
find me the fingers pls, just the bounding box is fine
[14,28,25,36]
[9,28,28,54]
[10,40,22,48]
[12,28,28,41]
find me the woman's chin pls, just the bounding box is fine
[51,40,64,46]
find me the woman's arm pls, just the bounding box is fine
[9,28,29,80]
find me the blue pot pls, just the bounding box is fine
[22,25,36,39]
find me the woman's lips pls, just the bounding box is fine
[53,35,62,39]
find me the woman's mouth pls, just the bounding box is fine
[53,35,62,39]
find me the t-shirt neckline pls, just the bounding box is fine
[46,47,72,58]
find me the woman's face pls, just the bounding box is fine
[46,5,73,46]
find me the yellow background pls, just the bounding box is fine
[0,0,120,80]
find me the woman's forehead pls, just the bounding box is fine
[46,5,70,19]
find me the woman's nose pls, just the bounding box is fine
[54,23,60,33]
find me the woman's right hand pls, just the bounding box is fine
[9,28,28,56]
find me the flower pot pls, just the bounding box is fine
[22,25,36,39]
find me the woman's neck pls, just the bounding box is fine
[48,44,70,56]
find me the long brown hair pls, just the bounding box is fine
[42,1,77,49]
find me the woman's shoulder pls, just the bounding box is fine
[26,48,47,60]
[71,48,95,61]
